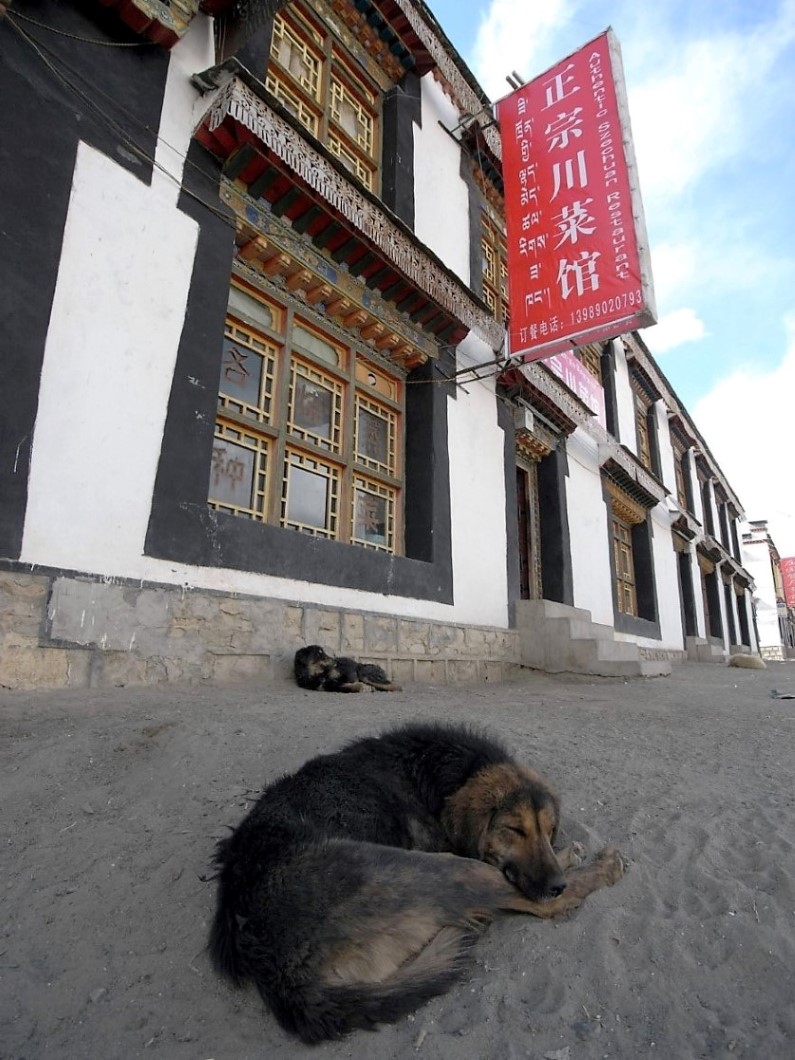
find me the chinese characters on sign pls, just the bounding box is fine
[497,29,656,362]
[544,351,607,427]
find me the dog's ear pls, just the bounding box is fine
[441,765,520,858]
[441,785,492,859]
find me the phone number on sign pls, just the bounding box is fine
[569,290,643,325]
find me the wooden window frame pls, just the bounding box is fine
[266,3,381,192]
[612,514,638,617]
[209,280,404,555]
[575,343,603,382]
[481,210,509,324]
[633,391,652,471]
[672,443,688,511]
[604,475,658,631]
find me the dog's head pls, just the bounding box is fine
[294,645,333,675]
[442,763,566,901]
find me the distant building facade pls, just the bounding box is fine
[0,0,758,689]
[743,522,795,660]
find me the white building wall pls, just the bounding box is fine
[704,479,720,540]
[733,580,746,644]
[647,507,682,649]
[565,429,614,626]
[686,450,704,526]
[21,139,200,574]
[654,399,677,496]
[412,76,471,286]
[446,334,509,628]
[19,22,510,630]
[688,545,708,639]
[744,540,782,653]
[612,340,636,451]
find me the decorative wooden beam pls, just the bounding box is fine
[260,252,291,277]
[305,283,333,305]
[247,166,281,199]
[204,81,503,349]
[285,269,314,292]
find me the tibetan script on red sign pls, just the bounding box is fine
[497,29,656,362]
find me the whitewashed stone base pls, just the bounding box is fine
[0,571,520,691]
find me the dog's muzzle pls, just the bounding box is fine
[503,862,567,900]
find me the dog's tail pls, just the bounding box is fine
[208,898,247,985]
[207,835,252,986]
[265,923,477,1044]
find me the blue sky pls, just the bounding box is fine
[428,0,795,554]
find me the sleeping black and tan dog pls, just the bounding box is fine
[208,722,625,1043]
[294,644,400,692]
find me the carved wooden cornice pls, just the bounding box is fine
[95,0,199,46]
[603,478,647,526]
[601,456,660,516]
[324,0,410,84]
[391,0,502,160]
[516,435,552,462]
[226,184,434,368]
[204,77,504,350]
[517,363,589,434]
[700,536,724,564]
[671,513,697,541]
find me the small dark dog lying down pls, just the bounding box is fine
[294,644,400,692]
[208,722,625,1043]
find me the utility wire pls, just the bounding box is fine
[4,13,236,229]
[9,9,157,46]
[4,12,526,399]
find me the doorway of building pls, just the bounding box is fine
[516,462,541,600]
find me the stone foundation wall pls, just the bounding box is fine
[760,645,786,662]
[638,646,687,663]
[0,570,521,691]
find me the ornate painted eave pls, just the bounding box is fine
[626,354,660,402]
[600,456,661,513]
[671,512,698,541]
[384,0,502,160]
[699,536,724,564]
[500,365,582,436]
[228,190,437,369]
[667,413,694,452]
[96,0,200,47]
[195,72,504,351]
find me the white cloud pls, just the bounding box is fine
[645,307,706,354]
[473,0,795,204]
[472,0,574,99]
[623,4,795,207]
[692,313,795,555]
[644,240,700,307]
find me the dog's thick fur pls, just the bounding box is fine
[294,644,400,692]
[208,722,624,1043]
[728,653,766,669]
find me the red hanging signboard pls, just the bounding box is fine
[497,29,656,362]
[780,557,795,609]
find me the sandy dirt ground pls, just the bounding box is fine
[2,661,795,1060]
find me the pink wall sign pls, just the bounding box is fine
[542,351,607,427]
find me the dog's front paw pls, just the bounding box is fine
[556,841,586,870]
[594,845,626,886]
[569,841,586,866]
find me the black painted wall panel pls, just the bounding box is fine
[0,0,169,558]
[145,148,455,603]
